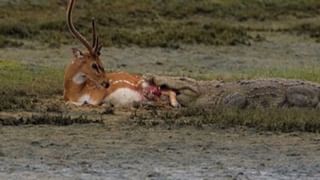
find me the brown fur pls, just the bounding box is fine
[105,72,180,107]
[63,51,107,105]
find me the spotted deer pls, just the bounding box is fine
[104,72,180,107]
[64,0,180,107]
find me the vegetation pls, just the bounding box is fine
[0,60,62,110]
[132,107,320,132]
[0,0,319,47]
[191,67,320,83]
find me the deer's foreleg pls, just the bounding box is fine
[161,90,180,108]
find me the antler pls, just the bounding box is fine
[91,18,97,48]
[67,0,99,56]
[91,18,102,56]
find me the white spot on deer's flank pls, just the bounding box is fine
[104,88,143,106]
[73,72,86,85]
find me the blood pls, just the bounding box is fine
[143,85,162,99]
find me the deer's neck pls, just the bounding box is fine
[63,64,88,101]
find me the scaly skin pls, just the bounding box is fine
[149,75,320,109]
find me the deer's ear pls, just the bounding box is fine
[72,48,84,59]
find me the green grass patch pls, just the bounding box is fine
[190,67,320,83]
[0,60,63,95]
[242,67,320,83]
[0,60,63,110]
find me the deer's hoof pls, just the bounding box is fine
[171,101,181,108]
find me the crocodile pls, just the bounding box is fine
[147,75,320,109]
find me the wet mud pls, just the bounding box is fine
[0,124,320,179]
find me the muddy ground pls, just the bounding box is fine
[0,124,320,180]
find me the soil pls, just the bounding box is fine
[0,123,320,180]
[1,32,320,179]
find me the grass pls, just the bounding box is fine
[132,107,320,132]
[0,60,63,110]
[0,0,319,48]
[0,60,63,95]
[0,36,24,48]
[293,23,320,42]
[193,108,320,132]
[189,67,320,84]
[0,113,102,126]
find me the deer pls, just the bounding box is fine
[63,0,108,106]
[64,0,180,107]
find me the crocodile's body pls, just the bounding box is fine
[149,75,320,109]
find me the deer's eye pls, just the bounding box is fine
[91,63,100,72]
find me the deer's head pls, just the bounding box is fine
[67,0,107,87]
